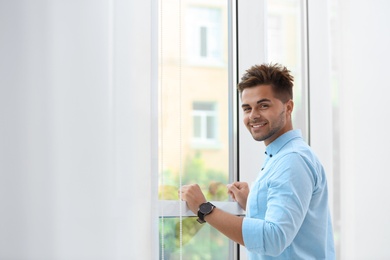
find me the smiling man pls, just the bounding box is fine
[180,63,335,259]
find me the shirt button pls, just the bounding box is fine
[270,154,273,157]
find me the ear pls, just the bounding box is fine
[286,99,294,115]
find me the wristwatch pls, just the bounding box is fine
[197,202,216,224]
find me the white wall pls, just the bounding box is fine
[337,1,390,259]
[0,0,156,259]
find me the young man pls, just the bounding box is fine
[180,63,335,259]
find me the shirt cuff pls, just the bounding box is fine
[242,217,265,254]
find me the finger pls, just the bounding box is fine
[228,183,240,193]
[233,182,245,189]
[226,185,236,201]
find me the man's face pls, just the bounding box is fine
[241,84,293,146]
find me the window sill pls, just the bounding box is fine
[158,200,245,217]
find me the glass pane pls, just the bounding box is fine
[159,0,229,200]
[160,217,229,260]
[200,26,208,57]
[206,116,216,139]
[158,0,231,259]
[267,0,308,140]
[193,116,201,138]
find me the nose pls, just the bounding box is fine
[249,109,260,121]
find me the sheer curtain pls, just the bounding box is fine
[330,1,390,259]
[0,1,156,259]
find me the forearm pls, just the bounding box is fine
[204,208,245,246]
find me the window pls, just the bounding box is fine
[186,6,224,65]
[158,0,238,259]
[192,102,218,145]
[159,0,312,259]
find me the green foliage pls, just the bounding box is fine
[159,152,228,201]
[159,218,229,260]
[159,152,230,259]
[182,152,227,189]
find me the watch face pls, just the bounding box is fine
[199,202,213,214]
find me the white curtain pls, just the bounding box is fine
[0,0,156,259]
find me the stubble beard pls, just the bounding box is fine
[250,109,286,142]
[252,126,279,142]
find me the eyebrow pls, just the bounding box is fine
[241,98,271,108]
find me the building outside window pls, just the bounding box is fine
[158,1,231,259]
[192,102,218,145]
[186,6,224,65]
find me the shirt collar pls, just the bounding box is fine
[264,129,302,158]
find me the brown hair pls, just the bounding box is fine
[237,63,294,103]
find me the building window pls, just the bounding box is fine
[186,7,223,65]
[192,102,218,144]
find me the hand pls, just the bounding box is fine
[227,182,249,210]
[179,184,207,214]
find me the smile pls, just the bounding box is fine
[251,122,266,128]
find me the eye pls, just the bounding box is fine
[260,104,269,109]
[242,107,251,113]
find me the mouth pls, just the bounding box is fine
[251,122,267,128]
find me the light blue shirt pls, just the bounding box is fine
[242,130,335,259]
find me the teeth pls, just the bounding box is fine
[252,123,264,128]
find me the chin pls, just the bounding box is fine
[251,135,265,142]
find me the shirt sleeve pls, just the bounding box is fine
[242,152,316,256]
